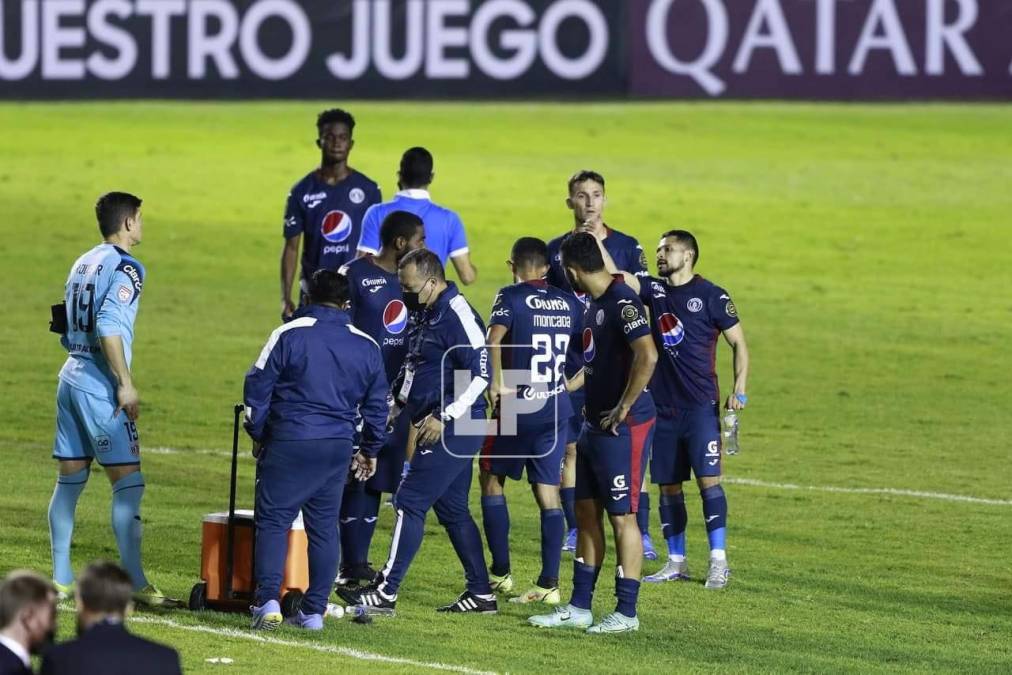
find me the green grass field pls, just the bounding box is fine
[1,102,1010,673]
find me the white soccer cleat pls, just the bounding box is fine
[643,559,690,583]
[586,611,640,634]
[705,558,730,589]
[527,603,593,629]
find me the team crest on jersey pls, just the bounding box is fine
[595,309,605,325]
[117,285,132,303]
[687,298,703,312]
[383,299,408,334]
[321,210,353,243]
[349,188,365,204]
[658,313,684,347]
[725,300,737,317]
[582,328,596,363]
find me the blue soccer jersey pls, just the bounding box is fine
[283,170,382,284]
[339,256,410,384]
[58,243,145,399]
[581,276,654,430]
[637,275,740,409]
[487,280,584,428]
[547,227,648,298]
[356,190,468,264]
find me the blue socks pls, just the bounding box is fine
[570,559,601,610]
[660,492,687,558]
[537,508,564,589]
[111,472,149,590]
[480,495,510,577]
[637,491,651,535]
[560,487,576,531]
[701,484,728,554]
[48,467,90,586]
[340,487,381,567]
[615,575,641,618]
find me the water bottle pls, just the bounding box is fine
[721,408,740,456]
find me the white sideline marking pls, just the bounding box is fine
[56,607,497,675]
[725,477,1012,506]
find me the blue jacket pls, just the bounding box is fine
[392,282,489,425]
[243,305,389,456]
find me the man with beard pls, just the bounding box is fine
[40,562,180,675]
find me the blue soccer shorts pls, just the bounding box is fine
[651,405,722,485]
[574,415,655,514]
[479,416,570,486]
[53,380,140,466]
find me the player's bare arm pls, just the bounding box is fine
[486,323,509,406]
[451,252,478,285]
[600,334,657,434]
[99,335,139,421]
[566,368,585,393]
[722,323,749,411]
[592,233,620,275]
[280,235,301,318]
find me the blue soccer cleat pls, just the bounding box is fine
[251,599,283,631]
[562,529,577,553]
[285,610,324,630]
[642,533,658,561]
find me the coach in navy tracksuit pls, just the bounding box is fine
[342,249,496,615]
[243,270,389,630]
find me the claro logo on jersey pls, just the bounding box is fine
[321,210,353,244]
[383,299,408,336]
[658,313,684,347]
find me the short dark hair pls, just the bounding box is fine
[511,237,549,269]
[78,561,132,615]
[662,229,700,266]
[95,192,142,238]
[399,147,434,189]
[398,248,445,281]
[559,232,605,273]
[317,108,355,136]
[0,571,54,629]
[567,170,605,195]
[309,269,351,306]
[380,211,424,249]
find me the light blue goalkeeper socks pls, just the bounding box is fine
[49,467,90,586]
[111,472,149,590]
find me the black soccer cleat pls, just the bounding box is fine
[436,590,498,614]
[338,583,397,616]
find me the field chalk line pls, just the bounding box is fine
[725,477,1012,506]
[56,605,498,675]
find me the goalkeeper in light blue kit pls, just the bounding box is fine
[48,192,175,607]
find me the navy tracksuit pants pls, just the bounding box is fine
[376,427,491,597]
[254,438,353,615]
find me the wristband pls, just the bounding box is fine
[735,393,748,405]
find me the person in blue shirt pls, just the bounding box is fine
[478,237,583,605]
[340,250,495,615]
[620,231,750,590]
[280,108,382,320]
[335,211,426,588]
[545,170,656,560]
[245,270,389,631]
[356,147,477,285]
[529,233,658,635]
[49,192,176,609]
